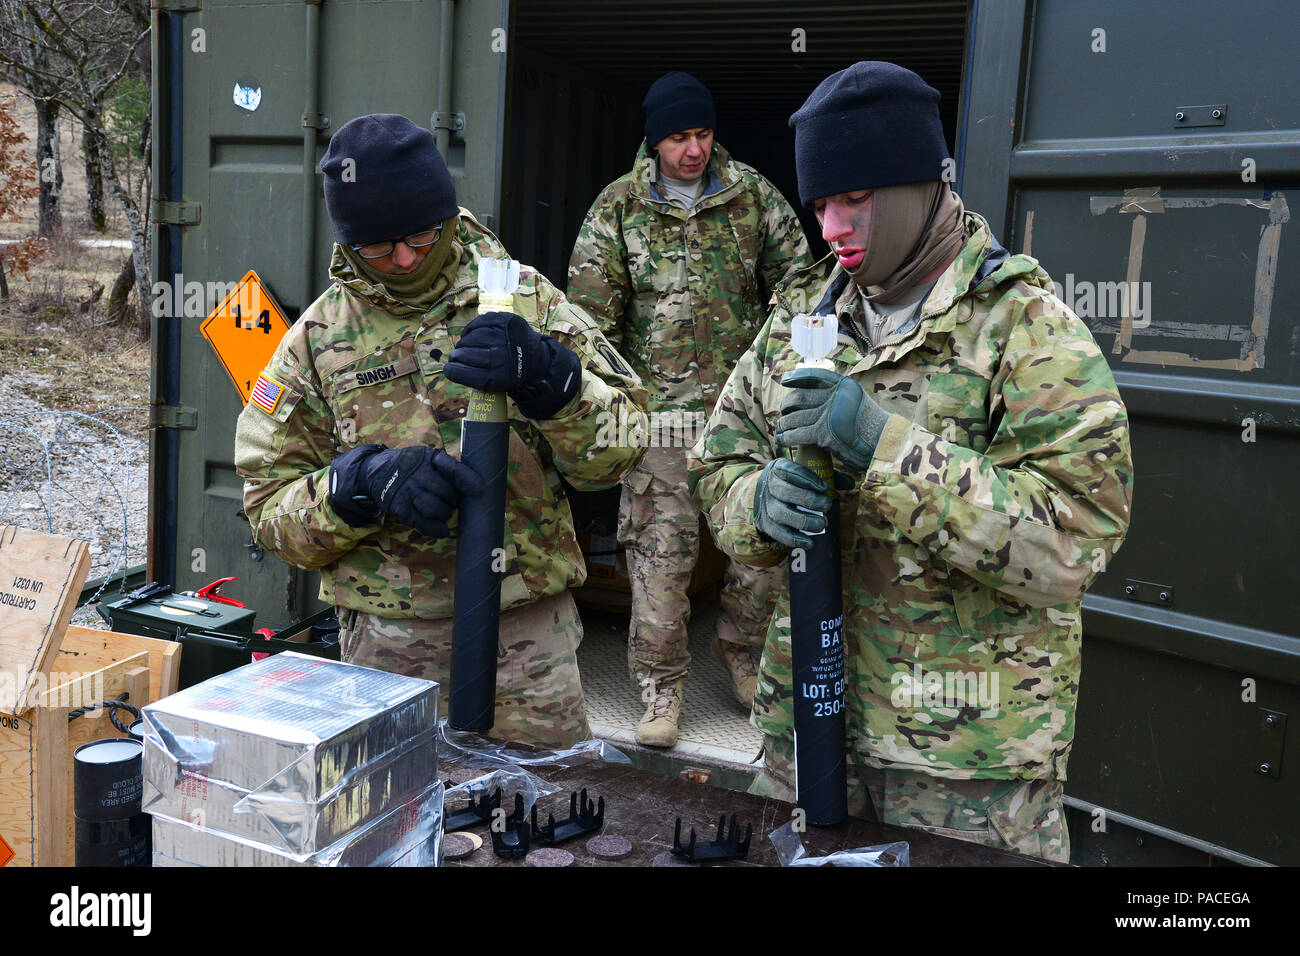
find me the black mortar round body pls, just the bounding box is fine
[73,737,150,867]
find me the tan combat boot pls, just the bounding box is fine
[635,678,683,748]
[715,639,758,710]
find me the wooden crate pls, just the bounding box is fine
[0,628,180,867]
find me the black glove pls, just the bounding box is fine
[329,443,484,538]
[443,310,581,419]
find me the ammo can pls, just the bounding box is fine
[103,591,256,641]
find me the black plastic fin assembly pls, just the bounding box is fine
[444,785,501,833]
[531,788,605,846]
[671,813,752,861]
[490,792,530,859]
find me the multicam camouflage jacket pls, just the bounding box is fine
[689,211,1134,781]
[566,141,813,429]
[234,210,649,620]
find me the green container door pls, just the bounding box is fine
[961,0,1299,864]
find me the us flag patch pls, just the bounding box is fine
[250,374,285,414]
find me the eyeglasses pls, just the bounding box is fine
[352,225,443,259]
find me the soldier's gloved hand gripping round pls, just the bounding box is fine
[752,459,831,550]
[775,367,891,473]
[444,310,582,420]
[752,456,859,549]
[329,444,484,538]
[757,366,890,548]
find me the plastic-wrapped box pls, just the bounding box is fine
[152,780,444,867]
[141,652,438,855]
[144,727,437,855]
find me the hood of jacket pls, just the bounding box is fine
[628,139,747,212]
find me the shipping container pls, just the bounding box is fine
[150,0,1298,864]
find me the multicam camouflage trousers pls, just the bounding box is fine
[751,734,1071,863]
[337,591,591,749]
[618,445,780,687]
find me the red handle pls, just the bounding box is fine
[195,576,245,607]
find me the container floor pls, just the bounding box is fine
[577,600,763,772]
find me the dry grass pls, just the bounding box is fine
[0,279,150,433]
[2,78,140,343]
[6,229,130,297]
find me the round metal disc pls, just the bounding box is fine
[585,835,633,860]
[442,832,479,860]
[651,850,693,868]
[525,847,574,868]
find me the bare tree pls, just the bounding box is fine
[0,4,64,236]
[0,0,152,329]
[83,106,106,231]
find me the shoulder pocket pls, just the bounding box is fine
[925,370,990,452]
[725,197,762,286]
[235,399,294,472]
[549,304,635,381]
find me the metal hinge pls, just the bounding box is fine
[152,199,201,226]
[152,0,202,10]
[432,111,466,133]
[149,405,198,430]
[302,112,330,130]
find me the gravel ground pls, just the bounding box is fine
[0,368,149,625]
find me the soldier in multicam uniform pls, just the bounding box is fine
[234,114,648,749]
[689,63,1134,861]
[567,72,813,747]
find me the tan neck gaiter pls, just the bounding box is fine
[851,181,965,305]
[340,216,460,311]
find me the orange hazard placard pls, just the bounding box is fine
[0,832,13,867]
[200,269,292,405]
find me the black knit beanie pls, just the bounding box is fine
[788,62,948,206]
[643,72,716,147]
[319,113,459,244]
